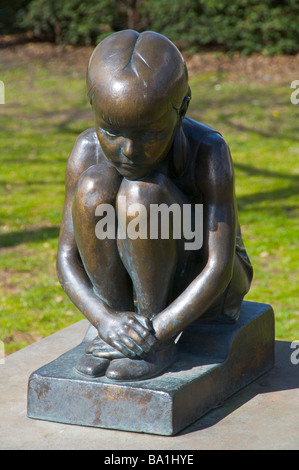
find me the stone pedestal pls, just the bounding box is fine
[27,301,275,436]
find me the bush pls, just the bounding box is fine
[15,0,125,45]
[141,0,299,55]
[3,0,299,54]
[0,0,31,33]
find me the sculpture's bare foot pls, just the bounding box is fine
[75,335,124,377]
[75,354,110,378]
[105,341,177,382]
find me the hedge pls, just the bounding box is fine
[1,0,298,55]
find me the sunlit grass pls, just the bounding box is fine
[0,53,298,354]
[188,73,299,340]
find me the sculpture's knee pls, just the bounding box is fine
[116,173,185,246]
[75,164,119,213]
[117,173,168,210]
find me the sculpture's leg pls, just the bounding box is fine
[72,164,135,376]
[215,252,253,322]
[117,172,192,317]
[72,164,134,312]
[105,172,189,381]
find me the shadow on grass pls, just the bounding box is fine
[238,186,299,211]
[190,83,299,143]
[225,117,299,142]
[0,225,60,247]
[234,162,299,211]
[234,162,299,181]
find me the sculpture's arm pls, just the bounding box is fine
[56,132,113,328]
[153,133,237,341]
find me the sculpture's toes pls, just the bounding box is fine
[85,335,109,354]
[75,354,110,378]
[85,336,124,359]
[105,342,177,382]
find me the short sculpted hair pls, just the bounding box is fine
[86,30,190,126]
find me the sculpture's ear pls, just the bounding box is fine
[179,89,191,122]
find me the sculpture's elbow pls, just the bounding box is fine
[56,252,66,288]
[208,253,234,293]
[56,245,75,288]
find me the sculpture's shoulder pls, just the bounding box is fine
[183,117,227,152]
[74,126,99,148]
[181,118,233,195]
[66,127,99,180]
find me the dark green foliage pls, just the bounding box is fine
[14,0,124,44]
[2,0,298,54]
[0,0,31,33]
[140,0,299,55]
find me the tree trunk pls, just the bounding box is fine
[126,0,141,30]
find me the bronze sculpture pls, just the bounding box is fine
[56,30,253,382]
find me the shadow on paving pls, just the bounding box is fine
[179,340,298,435]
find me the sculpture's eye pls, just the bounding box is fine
[141,131,157,143]
[105,129,119,137]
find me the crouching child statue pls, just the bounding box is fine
[56,30,253,382]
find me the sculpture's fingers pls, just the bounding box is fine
[129,330,160,359]
[110,340,137,359]
[128,323,158,351]
[121,336,146,357]
[142,332,158,348]
[135,315,154,332]
[92,349,125,359]
[130,317,157,340]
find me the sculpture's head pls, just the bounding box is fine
[87,30,190,179]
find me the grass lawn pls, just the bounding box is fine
[0,43,298,354]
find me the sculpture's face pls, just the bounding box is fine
[87,30,189,179]
[94,97,178,180]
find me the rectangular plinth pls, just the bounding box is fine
[27,301,275,435]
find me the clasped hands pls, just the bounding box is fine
[96,311,159,360]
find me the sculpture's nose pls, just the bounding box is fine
[122,138,138,161]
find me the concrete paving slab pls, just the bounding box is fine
[0,317,298,450]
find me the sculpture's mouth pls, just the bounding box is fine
[119,162,140,167]
[115,162,149,180]
[117,160,146,171]
[118,155,145,167]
